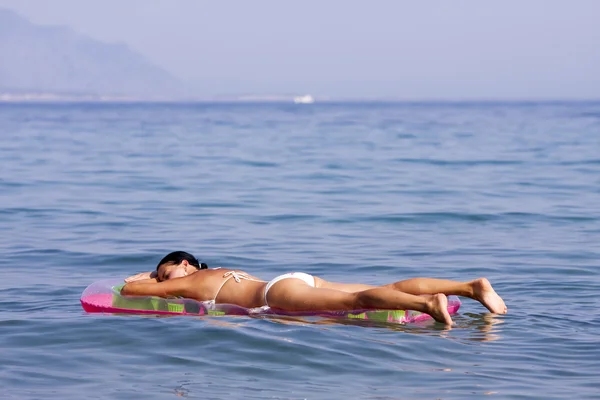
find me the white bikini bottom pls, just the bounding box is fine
[264,272,315,306]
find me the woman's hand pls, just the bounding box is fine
[124,271,157,283]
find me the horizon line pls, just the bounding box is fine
[1,91,599,104]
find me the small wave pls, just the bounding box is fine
[255,213,321,223]
[556,159,600,166]
[348,211,598,224]
[234,159,280,168]
[392,158,524,166]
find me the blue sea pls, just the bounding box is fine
[1,101,599,399]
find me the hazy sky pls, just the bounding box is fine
[1,0,599,99]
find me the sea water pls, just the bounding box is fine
[0,101,599,399]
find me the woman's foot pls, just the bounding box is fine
[472,278,507,314]
[426,293,453,325]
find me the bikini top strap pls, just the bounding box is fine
[213,271,256,301]
[223,271,253,282]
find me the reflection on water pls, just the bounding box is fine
[459,312,505,342]
[173,384,190,398]
[252,310,505,342]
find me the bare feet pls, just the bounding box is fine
[427,293,453,325]
[472,278,507,314]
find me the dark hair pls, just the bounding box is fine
[156,251,208,270]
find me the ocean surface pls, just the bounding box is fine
[0,101,599,399]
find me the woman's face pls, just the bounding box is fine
[157,261,196,281]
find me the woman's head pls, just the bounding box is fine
[156,251,207,281]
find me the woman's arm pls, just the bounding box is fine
[124,271,158,283]
[120,277,191,298]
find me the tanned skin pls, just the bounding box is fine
[122,261,507,326]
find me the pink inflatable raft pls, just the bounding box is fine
[81,279,461,324]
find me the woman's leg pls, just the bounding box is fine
[266,279,453,325]
[383,277,507,314]
[318,276,507,314]
[316,278,376,293]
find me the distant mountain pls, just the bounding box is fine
[0,8,188,98]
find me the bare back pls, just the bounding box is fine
[180,269,267,308]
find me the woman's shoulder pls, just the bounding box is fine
[196,267,261,281]
[196,267,234,276]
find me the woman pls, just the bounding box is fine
[122,251,507,325]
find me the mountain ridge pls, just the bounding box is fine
[0,8,189,98]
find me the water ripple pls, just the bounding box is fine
[1,102,599,399]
